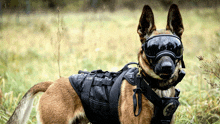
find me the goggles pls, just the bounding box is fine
[142,34,185,68]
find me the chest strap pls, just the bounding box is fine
[133,75,180,124]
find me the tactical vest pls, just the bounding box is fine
[69,63,138,124]
[69,62,182,124]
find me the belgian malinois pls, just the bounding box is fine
[7,4,185,124]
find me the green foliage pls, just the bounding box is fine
[0,8,220,123]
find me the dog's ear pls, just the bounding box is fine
[166,4,184,38]
[137,5,156,44]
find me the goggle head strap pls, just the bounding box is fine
[145,34,181,42]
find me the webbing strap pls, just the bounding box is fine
[141,80,163,107]
[133,74,142,116]
[132,74,180,124]
[133,76,163,117]
[81,74,96,105]
[109,70,128,124]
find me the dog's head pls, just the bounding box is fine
[137,4,185,89]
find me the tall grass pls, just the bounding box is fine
[0,7,220,123]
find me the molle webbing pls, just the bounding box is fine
[69,62,138,124]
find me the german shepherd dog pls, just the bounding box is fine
[7,4,184,124]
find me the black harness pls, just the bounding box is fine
[132,67,184,124]
[69,62,185,124]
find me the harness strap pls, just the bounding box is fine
[81,74,96,103]
[132,73,180,124]
[141,80,163,106]
[109,70,128,122]
[133,74,142,116]
[80,73,96,121]
[133,77,163,117]
[110,62,139,119]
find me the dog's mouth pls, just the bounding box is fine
[141,67,178,90]
[154,63,177,89]
[143,62,181,90]
[159,73,173,80]
[154,73,179,90]
[154,58,175,80]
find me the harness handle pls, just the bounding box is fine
[120,62,138,72]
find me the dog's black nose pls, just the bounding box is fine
[161,61,172,73]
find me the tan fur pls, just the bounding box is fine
[8,4,184,124]
[118,80,154,124]
[37,78,87,124]
[7,79,88,124]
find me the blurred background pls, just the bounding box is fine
[0,0,220,124]
[0,0,220,12]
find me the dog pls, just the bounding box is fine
[7,4,185,124]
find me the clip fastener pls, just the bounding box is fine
[137,65,142,77]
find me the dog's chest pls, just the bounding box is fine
[69,68,138,124]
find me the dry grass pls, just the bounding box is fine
[0,7,220,123]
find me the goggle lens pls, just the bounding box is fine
[142,35,183,58]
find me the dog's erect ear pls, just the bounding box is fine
[166,4,184,38]
[137,5,156,44]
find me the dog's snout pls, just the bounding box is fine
[161,61,172,71]
[154,55,175,79]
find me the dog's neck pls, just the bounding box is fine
[152,87,175,97]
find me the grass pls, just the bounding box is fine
[0,7,220,124]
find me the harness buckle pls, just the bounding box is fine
[137,65,142,77]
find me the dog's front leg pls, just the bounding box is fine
[118,81,154,124]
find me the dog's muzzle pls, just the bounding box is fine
[154,51,176,79]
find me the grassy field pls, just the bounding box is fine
[0,7,220,124]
